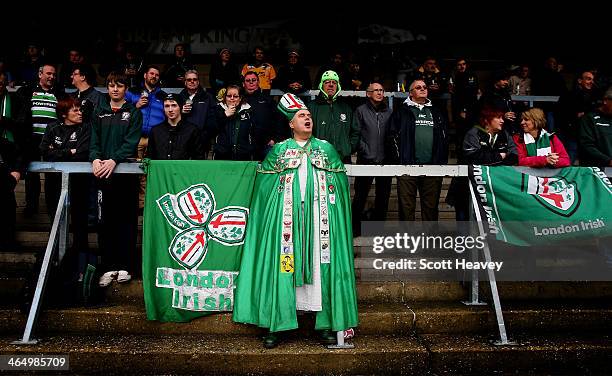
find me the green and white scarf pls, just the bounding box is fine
[524,130,551,157]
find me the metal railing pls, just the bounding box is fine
[13,162,611,346]
[8,86,558,111]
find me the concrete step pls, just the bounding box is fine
[421,333,611,375]
[0,333,428,375]
[2,301,611,337]
[101,280,612,304]
[4,271,612,307]
[0,333,609,375]
[0,303,411,337]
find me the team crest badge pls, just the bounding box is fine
[523,175,580,217]
[207,208,248,245]
[157,184,248,269]
[169,229,208,269]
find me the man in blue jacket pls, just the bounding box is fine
[125,65,167,160]
[125,65,166,208]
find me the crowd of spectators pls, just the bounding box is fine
[1,40,611,297]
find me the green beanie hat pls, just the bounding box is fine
[319,70,341,100]
[277,93,307,120]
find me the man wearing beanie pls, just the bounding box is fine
[308,70,360,163]
[233,93,358,349]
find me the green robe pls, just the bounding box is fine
[233,137,358,332]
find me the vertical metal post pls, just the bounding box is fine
[462,178,486,306]
[13,188,68,345]
[327,331,354,349]
[57,172,70,262]
[467,183,516,345]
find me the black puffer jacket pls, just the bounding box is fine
[463,126,518,165]
[146,120,204,160]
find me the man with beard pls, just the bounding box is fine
[125,65,167,207]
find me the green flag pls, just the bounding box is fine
[143,160,258,322]
[469,165,612,246]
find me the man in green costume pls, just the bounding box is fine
[233,93,358,348]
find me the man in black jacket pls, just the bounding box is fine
[71,64,104,124]
[242,72,284,160]
[390,79,448,221]
[476,70,518,134]
[147,93,204,160]
[179,70,216,158]
[557,70,600,164]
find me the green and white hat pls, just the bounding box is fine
[277,93,307,120]
[319,70,341,100]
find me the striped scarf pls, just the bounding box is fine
[524,130,551,157]
[0,93,13,142]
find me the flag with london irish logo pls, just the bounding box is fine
[142,160,257,322]
[468,165,612,246]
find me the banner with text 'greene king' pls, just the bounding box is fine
[468,165,612,246]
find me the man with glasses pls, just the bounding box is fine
[242,71,283,160]
[71,64,104,124]
[178,70,216,158]
[390,79,448,221]
[241,46,276,95]
[351,82,392,236]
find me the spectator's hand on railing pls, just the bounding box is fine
[92,159,103,176]
[98,159,117,179]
